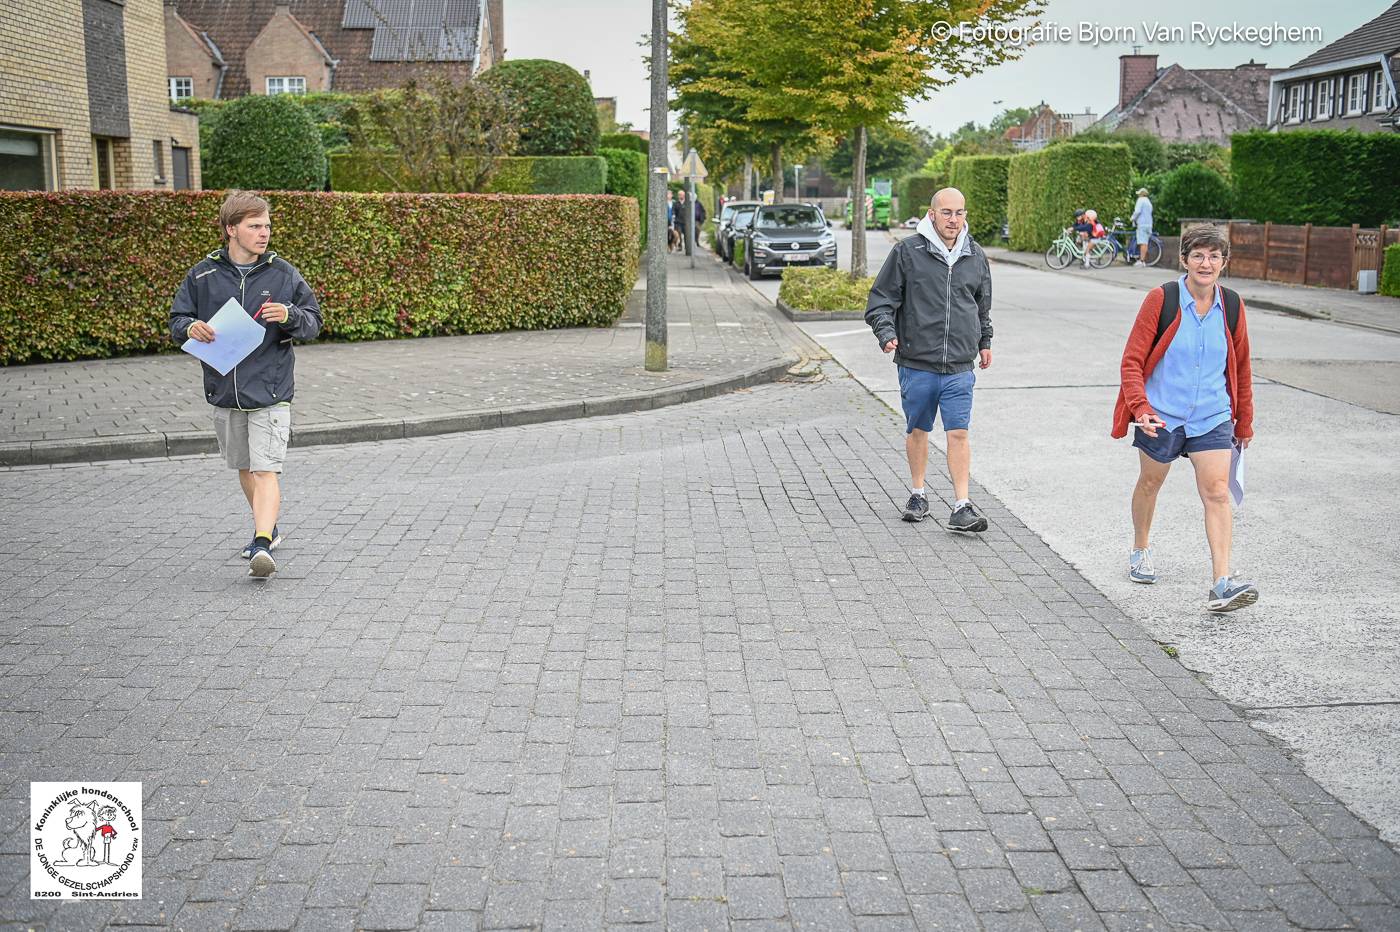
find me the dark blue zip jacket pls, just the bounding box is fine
[169,248,322,409]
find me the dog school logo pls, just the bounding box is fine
[31,783,141,899]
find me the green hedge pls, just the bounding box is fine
[482,59,599,156]
[948,155,1010,242]
[600,147,647,245]
[897,173,943,220]
[1155,162,1232,231]
[1008,143,1132,251]
[1232,130,1400,226]
[0,191,639,364]
[1381,243,1400,298]
[330,153,608,194]
[601,132,648,154]
[205,94,327,191]
[778,267,874,311]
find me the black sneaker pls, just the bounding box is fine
[901,494,930,522]
[948,502,988,533]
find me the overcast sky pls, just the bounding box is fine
[505,0,1383,139]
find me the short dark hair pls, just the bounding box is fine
[218,191,270,244]
[1180,225,1229,259]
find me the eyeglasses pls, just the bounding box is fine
[933,209,967,219]
[1186,253,1225,265]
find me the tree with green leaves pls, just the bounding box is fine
[346,75,517,193]
[824,122,932,185]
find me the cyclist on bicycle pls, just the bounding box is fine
[1130,188,1154,265]
[1076,209,1106,267]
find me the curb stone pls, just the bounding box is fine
[774,298,866,322]
[0,353,799,468]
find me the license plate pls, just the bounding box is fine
[785,254,804,262]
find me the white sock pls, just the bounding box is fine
[954,498,970,510]
[910,487,924,497]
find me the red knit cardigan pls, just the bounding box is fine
[1112,285,1253,440]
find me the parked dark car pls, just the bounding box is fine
[718,203,760,263]
[741,203,837,279]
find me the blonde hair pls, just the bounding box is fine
[218,191,270,244]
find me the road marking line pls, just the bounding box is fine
[820,328,871,338]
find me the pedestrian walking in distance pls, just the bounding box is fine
[1112,225,1258,612]
[1131,188,1154,266]
[865,187,994,532]
[170,191,322,578]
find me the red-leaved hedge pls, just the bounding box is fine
[0,190,640,364]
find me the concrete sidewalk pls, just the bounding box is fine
[981,245,1400,334]
[0,253,815,467]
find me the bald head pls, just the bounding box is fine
[928,187,968,247]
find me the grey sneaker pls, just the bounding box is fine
[248,543,277,579]
[1207,576,1258,613]
[1129,547,1157,584]
[902,494,930,522]
[948,502,988,533]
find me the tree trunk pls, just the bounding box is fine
[850,125,867,279]
[743,155,754,200]
[771,144,783,201]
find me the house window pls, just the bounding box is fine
[266,76,307,95]
[1374,69,1389,111]
[0,126,57,190]
[1286,85,1303,123]
[93,136,115,189]
[1346,74,1366,114]
[1315,79,1333,119]
[169,76,193,101]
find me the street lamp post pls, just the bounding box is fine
[645,0,668,372]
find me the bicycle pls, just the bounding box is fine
[1103,217,1163,266]
[1045,227,1114,270]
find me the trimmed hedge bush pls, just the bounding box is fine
[1007,143,1132,251]
[0,191,639,364]
[204,94,327,190]
[330,152,608,194]
[482,59,599,156]
[778,267,875,312]
[897,173,943,220]
[1232,130,1400,226]
[1381,243,1400,298]
[948,155,1010,242]
[1154,162,1232,231]
[601,132,648,154]
[600,147,647,245]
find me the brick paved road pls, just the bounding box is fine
[2,374,1397,930]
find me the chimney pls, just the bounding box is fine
[1118,54,1158,110]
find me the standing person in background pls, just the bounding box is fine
[170,191,323,579]
[1131,188,1154,265]
[1112,225,1258,613]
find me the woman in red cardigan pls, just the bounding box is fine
[1112,226,1257,613]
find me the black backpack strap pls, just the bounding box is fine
[1154,280,1180,349]
[1221,286,1240,337]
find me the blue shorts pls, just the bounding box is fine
[898,366,974,434]
[1135,225,1152,245]
[1133,419,1233,464]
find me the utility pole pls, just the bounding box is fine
[645,0,668,372]
[682,125,696,267]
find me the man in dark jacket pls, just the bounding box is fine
[865,187,993,531]
[170,191,322,577]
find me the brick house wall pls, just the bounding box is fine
[245,6,333,96]
[165,6,223,100]
[1,0,96,188]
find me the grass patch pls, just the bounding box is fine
[778,267,875,312]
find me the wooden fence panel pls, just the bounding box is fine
[1227,223,1265,279]
[1267,226,1307,284]
[1307,227,1353,289]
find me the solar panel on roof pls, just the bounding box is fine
[341,0,376,28]
[356,0,480,62]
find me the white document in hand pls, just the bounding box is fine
[1229,442,1245,506]
[182,297,265,376]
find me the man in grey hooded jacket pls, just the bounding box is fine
[865,187,994,531]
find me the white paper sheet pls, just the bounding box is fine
[181,297,266,376]
[1229,442,1245,507]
